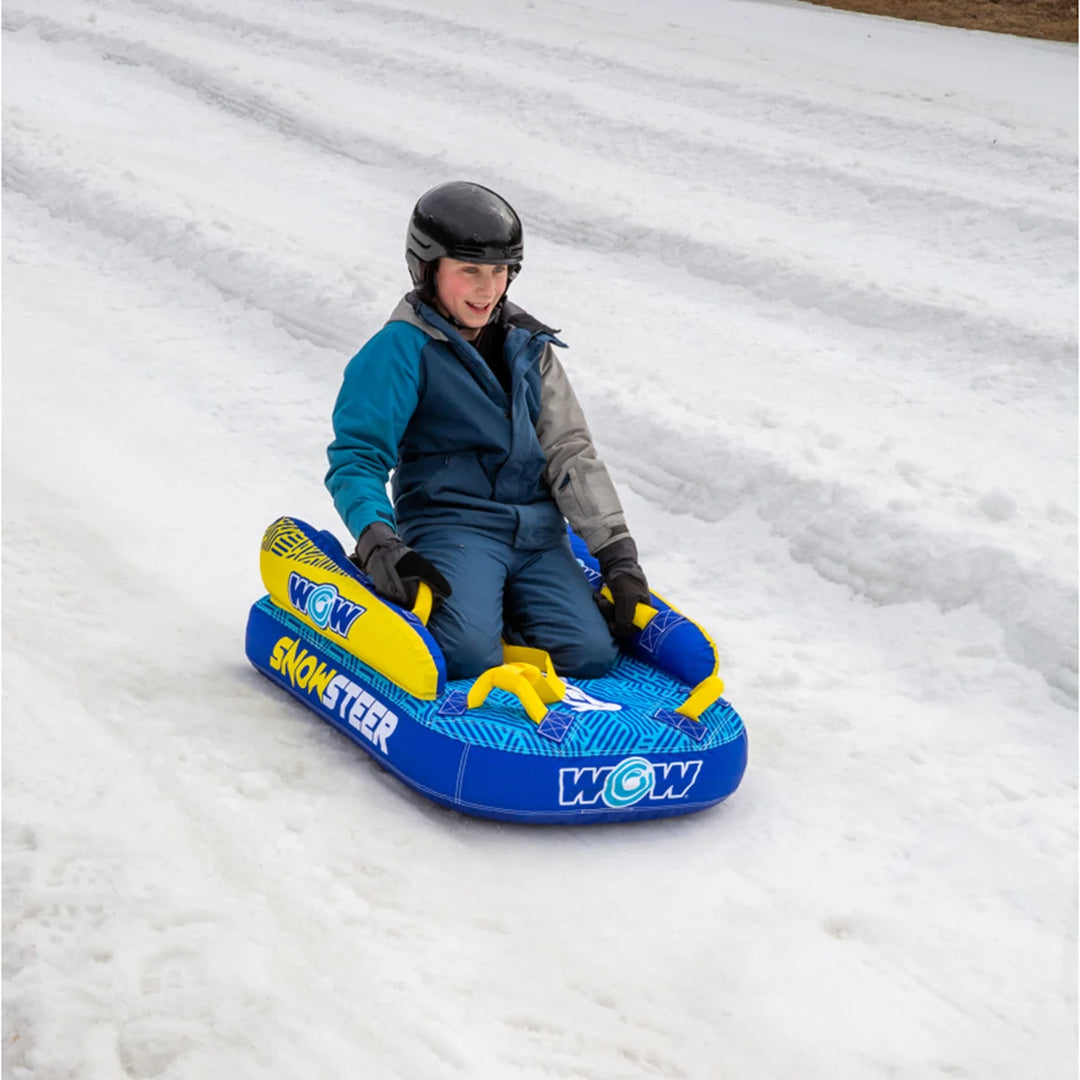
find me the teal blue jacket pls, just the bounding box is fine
[326,293,629,554]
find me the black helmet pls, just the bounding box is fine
[406,181,523,291]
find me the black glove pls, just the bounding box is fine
[596,535,650,639]
[353,522,452,613]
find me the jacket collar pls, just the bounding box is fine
[388,292,562,346]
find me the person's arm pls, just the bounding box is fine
[534,343,629,556]
[326,323,451,613]
[325,323,424,541]
[534,345,650,636]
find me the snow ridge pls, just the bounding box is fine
[596,412,1078,700]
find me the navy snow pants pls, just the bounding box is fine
[413,528,618,681]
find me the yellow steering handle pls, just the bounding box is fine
[467,663,550,723]
[598,586,658,630]
[676,675,726,721]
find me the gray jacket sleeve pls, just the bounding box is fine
[534,344,629,555]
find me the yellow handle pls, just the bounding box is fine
[411,581,434,626]
[467,663,551,723]
[598,587,657,630]
[501,646,566,704]
[675,674,726,721]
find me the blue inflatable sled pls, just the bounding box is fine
[245,517,747,823]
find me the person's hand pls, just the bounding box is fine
[596,536,650,638]
[354,522,451,612]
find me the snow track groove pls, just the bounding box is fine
[2,151,367,355]
[5,8,1076,381]
[13,0,1076,292]
[197,0,1076,185]
[101,0,1080,239]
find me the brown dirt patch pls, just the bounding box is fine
[803,0,1077,42]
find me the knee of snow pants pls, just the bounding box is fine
[413,528,618,682]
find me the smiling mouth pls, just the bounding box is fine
[466,301,491,314]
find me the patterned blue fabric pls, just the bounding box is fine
[246,596,748,823]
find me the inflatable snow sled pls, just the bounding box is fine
[244,517,748,823]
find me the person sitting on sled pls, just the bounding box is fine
[326,180,650,680]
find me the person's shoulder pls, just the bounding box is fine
[345,300,430,376]
[385,291,454,344]
[352,295,432,356]
[377,293,431,340]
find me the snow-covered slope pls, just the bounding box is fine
[4,1,1076,1077]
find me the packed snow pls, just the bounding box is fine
[3,0,1076,1076]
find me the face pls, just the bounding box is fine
[433,258,509,334]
